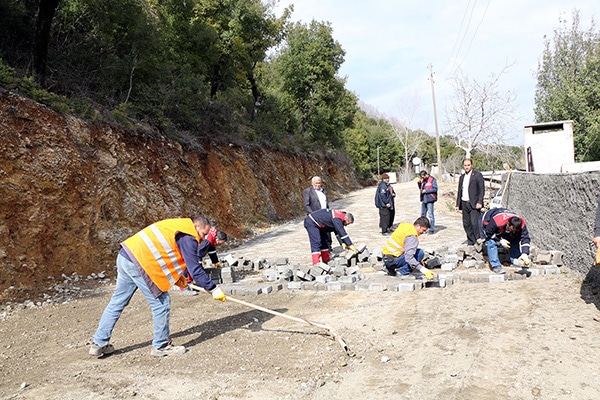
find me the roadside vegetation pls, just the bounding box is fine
[1,2,598,178]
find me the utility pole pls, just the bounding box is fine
[377,146,381,176]
[429,64,442,174]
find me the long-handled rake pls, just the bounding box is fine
[188,283,350,354]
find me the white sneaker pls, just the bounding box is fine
[89,343,115,357]
[151,344,186,357]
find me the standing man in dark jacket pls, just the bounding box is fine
[375,173,394,235]
[304,209,356,265]
[418,170,438,234]
[479,207,531,274]
[455,158,485,245]
[303,176,329,214]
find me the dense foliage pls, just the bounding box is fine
[535,11,600,162]
[0,0,523,178]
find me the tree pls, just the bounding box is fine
[445,67,517,159]
[33,0,61,86]
[274,20,356,147]
[534,10,600,161]
[388,95,427,179]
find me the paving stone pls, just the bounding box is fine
[444,254,459,264]
[441,262,456,271]
[368,283,386,292]
[275,257,289,265]
[550,251,564,266]
[543,265,560,274]
[301,282,317,290]
[333,265,346,277]
[259,285,273,294]
[463,259,478,268]
[318,262,332,273]
[327,282,343,291]
[488,274,505,283]
[296,269,315,281]
[397,282,415,292]
[346,266,360,275]
[535,251,553,265]
[529,268,542,276]
[277,265,292,274]
[222,253,238,266]
[309,265,325,276]
[315,275,332,283]
[262,269,278,282]
[426,279,446,288]
[287,282,302,290]
[339,275,357,284]
[437,273,454,285]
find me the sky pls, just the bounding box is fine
[272,0,598,144]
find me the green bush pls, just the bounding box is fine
[0,58,16,87]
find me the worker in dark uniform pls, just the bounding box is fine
[304,209,356,265]
[479,207,531,274]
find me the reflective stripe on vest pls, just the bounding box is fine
[382,223,417,257]
[122,218,200,292]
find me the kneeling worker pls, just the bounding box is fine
[382,216,434,280]
[479,207,531,274]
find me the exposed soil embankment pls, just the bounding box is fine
[0,91,361,302]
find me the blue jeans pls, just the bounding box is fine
[92,253,171,350]
[384,249,425,275]
[486,238,522,268]
[421,202,435,232]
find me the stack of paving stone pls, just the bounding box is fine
[447,242,564,272]
[203,242,566,296]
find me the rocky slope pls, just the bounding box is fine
[0,90,361,302]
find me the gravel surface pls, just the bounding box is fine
[2,180,600,400]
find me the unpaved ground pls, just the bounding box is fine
[2,180,600,400]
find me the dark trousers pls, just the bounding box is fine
[379,207,391,233]
[461,200,481,245]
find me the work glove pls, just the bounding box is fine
[422,268,435,280]
[518,253,530,266]
[211,287,226,302]
[499,238,511,249]
[213,262,221,268]
[348,245,358,255]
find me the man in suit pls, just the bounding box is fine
[303,176,329,214]
[455,158,485,245]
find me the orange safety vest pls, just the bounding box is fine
[382,223,418,257]
[122,218,200,292]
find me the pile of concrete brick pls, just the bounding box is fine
[432,242,565,272]
[201,242,566,296]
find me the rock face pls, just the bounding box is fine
[0,91,361,301]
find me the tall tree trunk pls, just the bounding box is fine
[33,0,60,86]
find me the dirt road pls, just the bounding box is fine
[2,180,600,400]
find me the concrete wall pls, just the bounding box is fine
[503,171,600,282]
